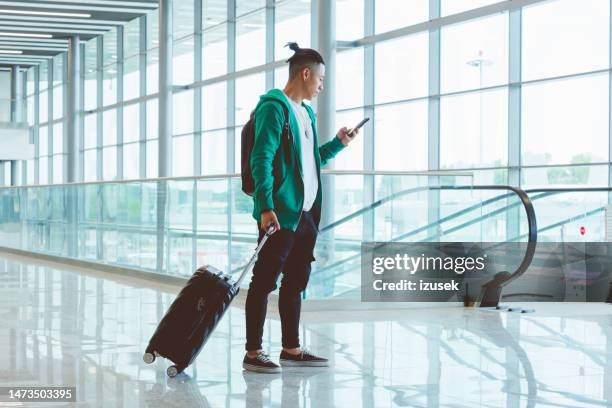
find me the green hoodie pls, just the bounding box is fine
[250,88,346,231]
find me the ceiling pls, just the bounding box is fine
[0,0,158,68]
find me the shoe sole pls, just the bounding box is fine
[279,359,329,367]
[242,362,281,373]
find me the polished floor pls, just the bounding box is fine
[1,253,612,407]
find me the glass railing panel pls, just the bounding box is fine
[524,189,609,242]
[307,185,531,300]
[3,172,526,302]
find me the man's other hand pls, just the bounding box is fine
[261,209,281,233]
[337,126,359,146]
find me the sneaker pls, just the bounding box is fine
[243,352,281,373]
[279,349,329,367]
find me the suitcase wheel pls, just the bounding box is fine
[167,365,180,378]
[143,351,156,364]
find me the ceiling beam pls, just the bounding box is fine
[0,53,52,58]
[0,15,127,26]
[0,36,68,43]
[0,26,106,35]
[0,41,67,47]
[0,1,157,14]
[26,0,158,10]
[0,20,117,30]
[0,44,67,51]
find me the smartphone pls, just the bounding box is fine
[349,117,370,135]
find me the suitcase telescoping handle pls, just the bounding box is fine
[235,224,277,287]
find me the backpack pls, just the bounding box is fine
[241,100,290,196]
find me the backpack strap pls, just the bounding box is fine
[261,97,291,142]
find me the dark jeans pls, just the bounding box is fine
[245,210,318,351]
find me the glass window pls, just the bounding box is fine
[275,66,289,88]
[27,96,35,126]
[123,143,140,180]
[103,109,117,146]
[84,149,97,181]
[442,0,501,16]
[201,130,226,175]
[440,88,508,169]
[103,146,117,180]
[173,135,194,176]
[39,90,48,123]
[173,0,194,39]
[123,103,140,143]
[39,126,48,156]
[337,0,363,41]
[202,82,227,130]
[103,64,118,106]
[123,56,140,101]
[26,67,35,96]
[53,122,63,155]
[203,23,227,79]
[522,165,608,188]
[334,109,364,170]
[84,113,97,149]
[376,0,428,33]
[235,73,265,125]
[39,156,48,184]
[147,9,159,50]
[173,90,194,136]
[336,48,364,110]
[374,100,428,170]
[84,71,97,111]
[84,39,98,72]
[203,0,226,29]
[275,0,311,60]
[52,155,63,184]
[173,36,195,85]
[124,17,141,58]
[27,159,34,184]
[39,61,49,91]
[521,74,609,166]
[522,0,609,81]
[52,85,63,120]
[147,48,159,95]
[52,54,64,87]
[236,10,266,71]
[146,99,158,140]
[103,27,118,67]
[441,13,508,93]
[147,140,158,178]
[236,0,265,18]
[375,33,428,104]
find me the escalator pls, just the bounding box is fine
[306,184,537,307]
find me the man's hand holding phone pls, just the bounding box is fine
[337,117,369,146]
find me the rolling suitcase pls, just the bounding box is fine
[143,225,275,377]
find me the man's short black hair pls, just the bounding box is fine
[285,42,325,79]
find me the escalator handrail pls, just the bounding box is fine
[317,185,537,289]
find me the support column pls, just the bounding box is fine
[311,0,336,298]
[67,35,81,183]
[10,66,22,185]
[428,0,441,239]
[157,0,173,273]
[317,0,336,231]
[158,0,173,178]
[508,8,522,240]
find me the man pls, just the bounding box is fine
[243,42,359,373]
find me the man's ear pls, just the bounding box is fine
[302,67,310,81]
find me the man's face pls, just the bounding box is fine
[302,63,325,100]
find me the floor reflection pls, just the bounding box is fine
[1,254,612,407]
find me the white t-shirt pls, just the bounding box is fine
[284,93,318,212]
